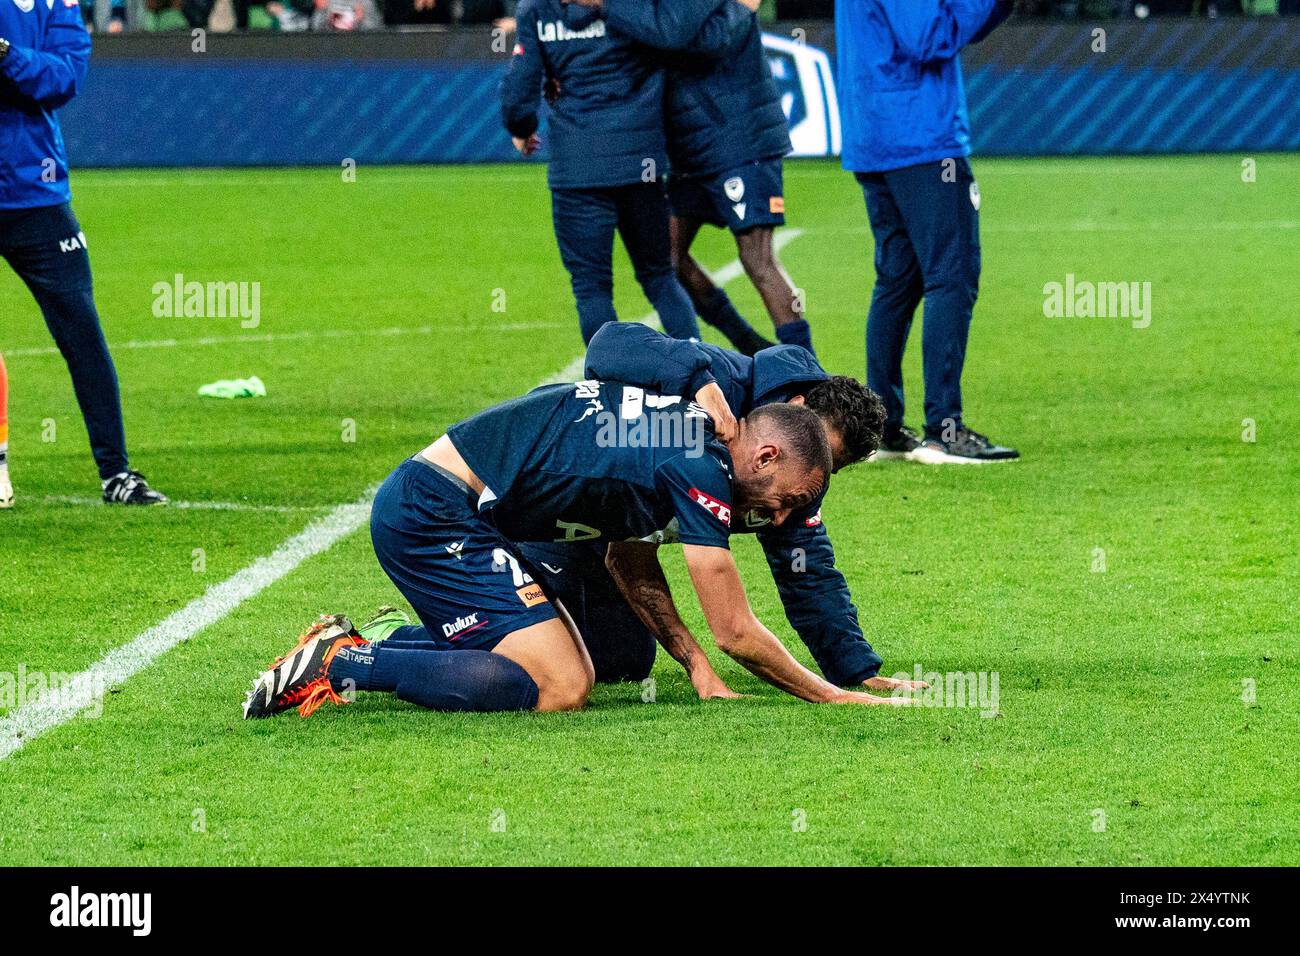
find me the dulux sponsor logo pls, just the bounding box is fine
[443,613,483,639]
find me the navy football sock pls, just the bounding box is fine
[328,641,379,691]
[393,649,540,712]
[775,318,815,356]
[699,289,770,354]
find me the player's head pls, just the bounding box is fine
[795,376,886,472]
[731,403,832,527]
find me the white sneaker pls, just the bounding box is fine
[0,468,13,509]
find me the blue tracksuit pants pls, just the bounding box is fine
[550,182,701,344]
[1,202,128,479]
[856,158,982,433]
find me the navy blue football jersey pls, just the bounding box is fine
[448,381,736,548]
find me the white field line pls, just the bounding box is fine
[0,491,374,760]
[4,321,567,361]
[0,229,804,759]
[38,495,332,514]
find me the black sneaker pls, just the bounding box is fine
[872,425,923,461]
[102,470,168,505]
[916,426,1019,464]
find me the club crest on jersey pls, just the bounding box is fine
[689,488,731,527]
[724,177,745,203]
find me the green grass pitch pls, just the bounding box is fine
[0,157,1296,865]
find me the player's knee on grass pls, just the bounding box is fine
[493,618,593,712]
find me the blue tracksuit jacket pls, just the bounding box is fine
[584,322,884,685]
[836,0,1010,173]
[0,0,90,209]
[602,0,790,178]
[499,0,749,190]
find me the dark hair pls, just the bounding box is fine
[747,402,833,479]
[804,376,885,468]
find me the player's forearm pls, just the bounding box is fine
[717,615,841,703]
[605,544,718,679]
[758,527,882,684]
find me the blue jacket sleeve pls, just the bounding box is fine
[0,6,91,110]
[880,0,1005,65]
[584,323,717,399]
[603,0,731,52]
[684,3,756,59]
[499,1,544,139]
[758,515,883,686]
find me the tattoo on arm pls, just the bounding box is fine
[607,546,708,674]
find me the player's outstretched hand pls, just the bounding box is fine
[692,670,747,700]
[864,674,930,692]
[828,689,914,706]
[694,382,738,443]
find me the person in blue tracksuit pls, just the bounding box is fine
[837,0,1020,464]
[367,322,925,695]
[500,0,750,345]
[0,4,166,505]
[585,0,807,358]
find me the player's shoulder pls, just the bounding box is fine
[654,442,733,490]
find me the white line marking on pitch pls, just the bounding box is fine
[37,495,332,514]
[0,228,804,760]
[0,491,375,761]
[4,321,566,360]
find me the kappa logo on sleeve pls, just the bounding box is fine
[688,488,731,527]
[805,510,822,528]
[512,43,524,56]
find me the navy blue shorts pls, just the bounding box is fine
[668,159,786,233]
[369,457,558,651]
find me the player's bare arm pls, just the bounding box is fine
[682,544,908,706]
[605,540,741,700]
